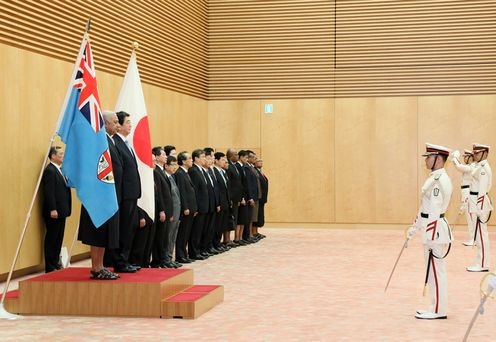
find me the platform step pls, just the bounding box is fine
[0,290,20,313]
[161,285,224,319]
[14,267,194,317]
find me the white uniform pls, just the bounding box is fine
[468,159,492,270]
[452,156,476,241]
[414,168,453,317]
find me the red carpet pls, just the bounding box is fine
[167,292,205,302]
[24,267,188,283]
[184,285,219,293]
[0,289,19,299]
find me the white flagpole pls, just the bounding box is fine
[0,20,90,320]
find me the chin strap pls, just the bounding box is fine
[431,155,439,172]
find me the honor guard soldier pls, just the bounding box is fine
[452,149,476,246]
[467,143,492,272]
[407,143,453,319]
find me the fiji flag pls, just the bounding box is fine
[57,34,118,228]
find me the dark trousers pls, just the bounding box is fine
[130,217,154,267]
[176,214,193,260]
[213,209,228,247]
[201,212,216,251]
[242,205,253,240]
[151,218,167,266]
[43,217,66,273]
[189,213,206,258]
[112,199,138,268]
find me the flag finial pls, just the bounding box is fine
[132,41,139,50]
[85,18,91,33]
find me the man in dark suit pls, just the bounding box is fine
[111,111,141,272]
[188,149,210,260]
[163,155,182,267]
[245,150,262,242]
[174,151,197,263]
[235,150,251,245]
[42,146,71,273]
[163,145,177,157]
[150,147,174,268]
[253,158,268,240]
[201,147,221,255]
[79,111,122,279]
[226,148,243,246]
[213,152,231,251]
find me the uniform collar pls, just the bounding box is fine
[431,168,446,177]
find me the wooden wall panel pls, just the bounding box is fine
[260,99,334,223]
[0,43,207,275]
[208,100,261,150]
[0,0,208,99]
[418,95,496,225]
[335,0,496,97]
[208,0,334,99]
[334,98,418,224]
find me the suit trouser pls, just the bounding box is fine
[213,209,228,247]
[189,213,206,258]
[423,243,448,315]
[472,213,491,268]
[151,218,167,266]
[113,199,138,268]
[242,205,254,240]
[43,217,66,273]
[176,214,193,260]
[201,212,216,252]
[130,218,154,267]
[164,219,180,262]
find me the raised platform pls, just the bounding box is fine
[2,267,223,319]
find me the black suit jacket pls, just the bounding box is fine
[174,167,197,214]
[256,168,269,204]
[107,135,123,204]
[154,166,173,218]
[207,168,220,209]
[188,164,210,214]
[227,162,243,203]
[243,164,259,201]
[214,167,230,210]
[235,162,248,201]
[42,163,72,218]
[113,134,141,200]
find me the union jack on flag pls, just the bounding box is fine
[73,41,103,133]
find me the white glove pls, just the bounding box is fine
[452,150,461,160]
[407,226,417,240]
[488,275,496,294]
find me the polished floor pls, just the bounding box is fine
[0,228,495,341]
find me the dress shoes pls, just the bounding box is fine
[467,265,489,272]
[201,252,212,257]
[234,240,247,246]
[114,265,137,273]
[172,261,183,268]
[208,248,220,255]
[462,240,475,246]
[131,265,142,271]
[192,255,207,260]
[415,311,447,319]
[241,239,253,244]
[226,241,237,247]
[176,258,192,264]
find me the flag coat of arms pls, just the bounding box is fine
[115,50,154,220]
[58,34,118,227]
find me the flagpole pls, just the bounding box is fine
[64,224,80,268]
[0,19,91,320]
